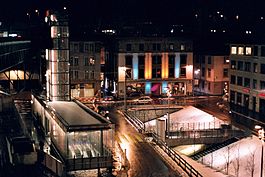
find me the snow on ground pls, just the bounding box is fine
[198,135,263,177]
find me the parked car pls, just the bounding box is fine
[133,96,153,104]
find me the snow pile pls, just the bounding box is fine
[199,135,263,177]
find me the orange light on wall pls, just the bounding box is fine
[162,52,168,79]
[145,53,152,79]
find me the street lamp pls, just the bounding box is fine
[120,67,128,111]
[165,87,172,137]
[255,125,264,177]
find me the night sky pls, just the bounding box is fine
[1,0,265,24]
[1,0,265,44]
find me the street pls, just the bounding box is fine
[109,107,181,177]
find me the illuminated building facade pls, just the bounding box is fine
[69,41,107,97]
[117,37,193,96]
[229,44,265,126]
[45,10,70,101]
[193,55,230,95]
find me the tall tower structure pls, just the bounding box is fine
[45,10,70,101]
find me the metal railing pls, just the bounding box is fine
[123,111,203,177]
[151,133,203,177]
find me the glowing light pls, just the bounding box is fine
[145,82,151,94]
[133,54,138,80]
[174,144,204,156]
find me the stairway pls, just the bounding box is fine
[190,137,239,161]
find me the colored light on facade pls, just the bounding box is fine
[175,54,180,78]
[162,81,168,94]
[133,54,138,80]
[145,82,151,94]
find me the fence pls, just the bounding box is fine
[151,133,203,177]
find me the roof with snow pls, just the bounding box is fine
[47,100,111,132]
[169,106,215,123]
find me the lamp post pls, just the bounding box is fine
[120,66,127,111]
[166,87,172,137]
[255,125,264,177]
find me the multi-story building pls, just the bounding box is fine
[69,41,108,97]
[193,55,230,95]
[116,37,193,97]
[45,10,70,101]
[229,44,265,127]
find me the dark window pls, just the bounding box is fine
[253,63,258,73]
[138,56,145,65]
[180,54,187,65]
[237,76,243,86]
[202,67,205,77]
[208,82,211,91]
[139,69,144,79]
[152,55,161,78]
[202,57,205,64]
[152,43,161,51]
[231,60,236,69]
[169,68,175,78]
[84,57,89,66]
[245,62,251,72]
[253,79,257,89]
[180,68,186,77]
[230,91,235,103]
[152,55,162,65]
[261,81,265,89]
[261,64,265,74]
[70,57,73,66]
[254,46,258,56]
[138,55,145,79]
[237,92,242,104]
[237,61,243,70]
[244,78,250,88]
[74,57,79,66]
[208,56,211,64]
[168,55,175,78]
[261,46,265,56]
[231,75,236,84]
[169,55,175,66]
[152,68,161,78]
[125,55,133,66]
[139,43,144,51]
[223,69,228,77]
[208,68,211,78]
[126,44,132,51]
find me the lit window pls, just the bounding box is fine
[231,47,237,54]
[238,47,244,55]
[180,44,185,51]
[246,47,252,55]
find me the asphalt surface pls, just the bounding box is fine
[109,108,181,177]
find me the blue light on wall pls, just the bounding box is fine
[133,55,138,80]
[162,81,168,94]
[175,54,180,78]
[145,82,151,94]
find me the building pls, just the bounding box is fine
[45,10,70,101]
[116,37,193,97]
[229,44,265,128]
[69,41,108,98]
[193,54,230,95]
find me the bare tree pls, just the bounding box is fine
[245,148,256,177]
[223,145,231,174]
[231,144,240,177]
